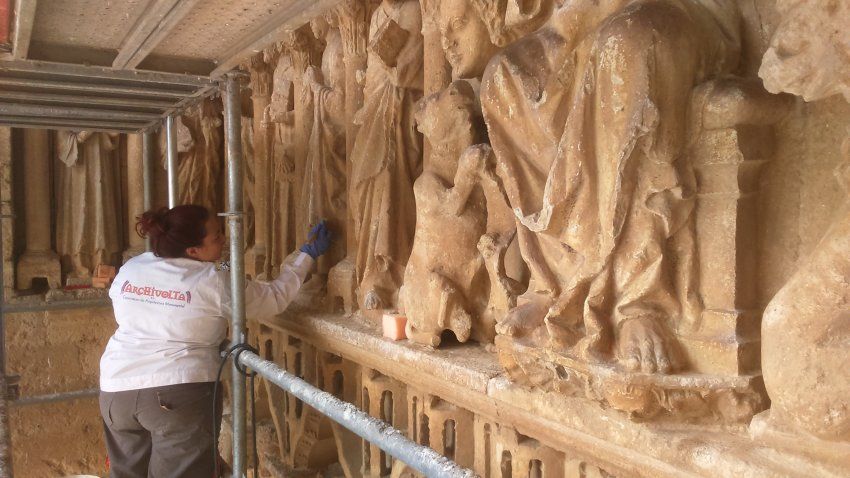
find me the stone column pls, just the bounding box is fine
[246,55,274,279]
[286,26,321,245]
[420,0,452,174]
[327,0,370,314]
[336,0,368,253]
[420,0,451,96]
[16,129,61,289]
[123,134,146,261]
[0,127,14,298]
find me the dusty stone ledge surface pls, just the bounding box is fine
[261,307,845,478]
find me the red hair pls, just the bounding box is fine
[136,205,211,258]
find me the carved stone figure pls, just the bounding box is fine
[755,0,850,444]
[400,81,490,346]
[55,131,123,279]
[177,98,223,211]
[479,0,741,374]
[267,53,300,271]
[350,0,424,313]
[302,23,347,276]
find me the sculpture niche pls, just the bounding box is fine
[56,131,123,280]
[401,81,519,346]
[349,0,423,314]
[753,0,850,450]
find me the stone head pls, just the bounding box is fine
[439,0,500,79]
[760,0,850,102]
[416,80,483,144]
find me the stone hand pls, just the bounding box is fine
[616,317,674,374]
[300,220,332,259]
[457,144,491,179]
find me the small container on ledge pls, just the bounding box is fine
[382,313,407,341]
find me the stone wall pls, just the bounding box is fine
[7,305,114,477]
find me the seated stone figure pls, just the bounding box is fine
[757,0,850,443]
[475,0,741,373]
[401,81,494,346]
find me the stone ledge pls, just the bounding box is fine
[260,308,846,478]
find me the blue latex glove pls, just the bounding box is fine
[300,220,332,259]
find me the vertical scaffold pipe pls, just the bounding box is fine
[141,131,155,252]
[223,73,247,477]
[165,115,179,208]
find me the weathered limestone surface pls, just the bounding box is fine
[55,131,123,281]
[7,0,850,476]
[751,0,850,458]
[350,0,423,314]
[16,129,60,290]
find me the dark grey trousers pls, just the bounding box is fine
[99,382,221,478]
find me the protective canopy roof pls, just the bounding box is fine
[0,0,341,133]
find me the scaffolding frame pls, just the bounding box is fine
[0,60,474,478]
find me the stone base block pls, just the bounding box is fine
[496,335,767,423]
[16,250,61,290]
[327,258,357,314]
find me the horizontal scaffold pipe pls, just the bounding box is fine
[237,351,476,478]
[0,91,177,110]
[10,388,98,407]
[0,103,162,121]
[0,78,192,99]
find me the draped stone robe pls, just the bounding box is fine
[481,0,741,355]
[302,29,347,275]
[56,131,123,278]
[350,0,424,309]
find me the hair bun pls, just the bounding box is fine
[135,207,169,239]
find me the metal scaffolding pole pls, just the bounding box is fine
[165,116,179,208]
[222,72,247,477]
[142,130,155,251]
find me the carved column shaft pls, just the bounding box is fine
[124,134,145,260]
[0,127,13,297]
[250,57,274,278]
[420,0,452,174]
[337,0,369,258]
[17,128,60,289]
[287,28,320,245]
[420,0,451,96]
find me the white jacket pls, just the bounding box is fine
[100,251,313,392]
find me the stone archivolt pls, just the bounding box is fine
[2,0,849,475]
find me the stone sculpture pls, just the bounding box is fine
[480,0,741,372]
[266,53,300,271]
[177,98,223,212]
[301,22,347,277]
[755,0,850,444]
[401,81,492,346]
[55,131,123,279]
[439,0,551,80]
[349,0,424,313]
